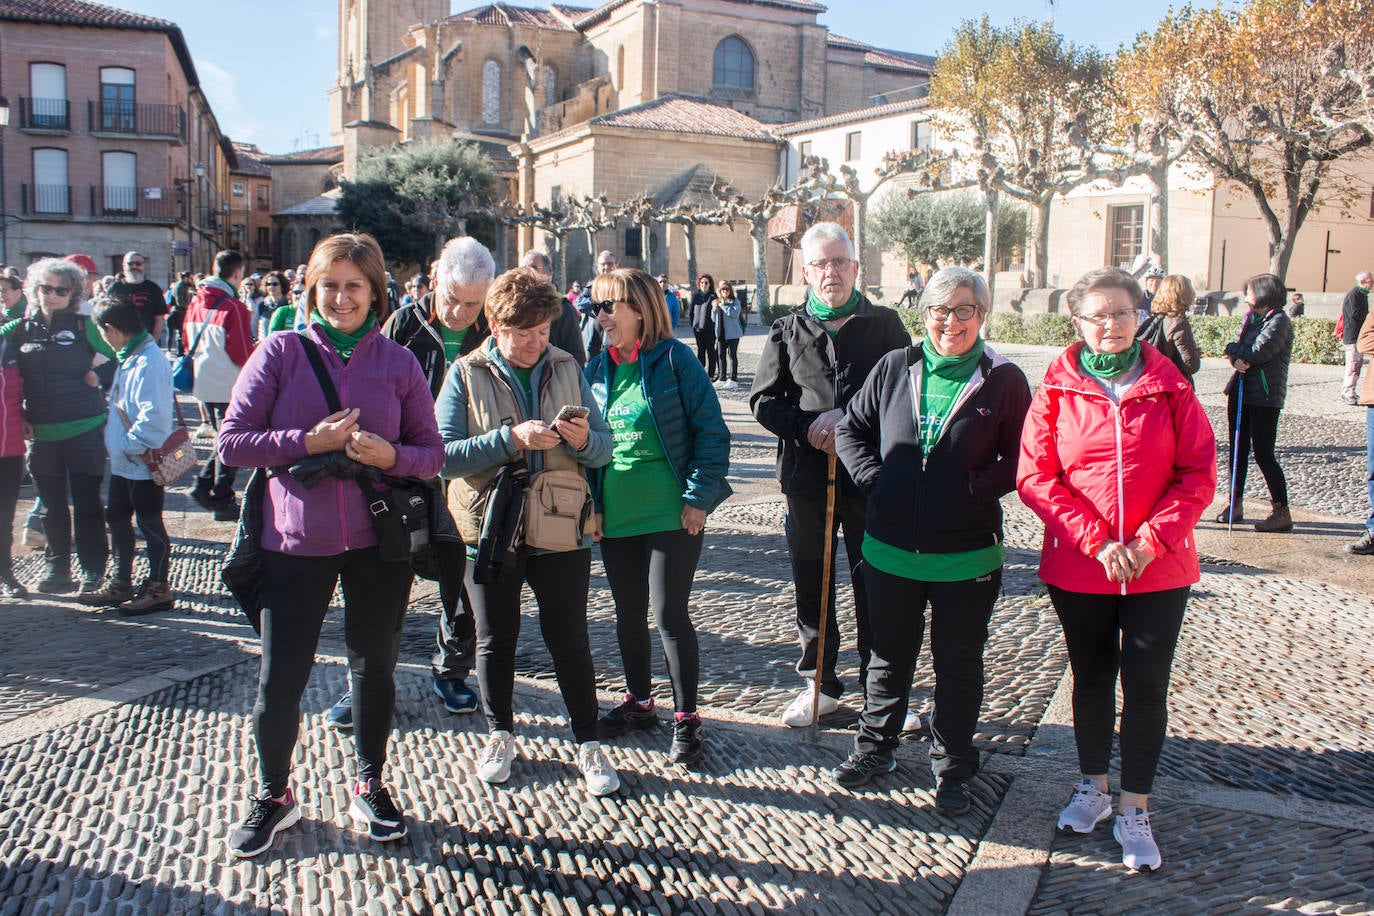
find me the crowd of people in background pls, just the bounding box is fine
[3,223,1372,878]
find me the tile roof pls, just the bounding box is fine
[0,0,172,29]
[231,143,271,178]
[827,34,936,75]
[774,96,931,136]
[653,164,727,210]
[274,189,341,218]
[262,145,345,165]
[578,94,777,143]
[576,0,824,31]
[449,3,585,31]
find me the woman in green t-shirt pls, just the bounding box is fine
[830,267,1031,815]
[584,269,732,766]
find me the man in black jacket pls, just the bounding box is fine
[1341,271,1371,405]
[521,250,587,367]
[749,222,910,727]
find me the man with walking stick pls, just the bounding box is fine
[750,222,909,727]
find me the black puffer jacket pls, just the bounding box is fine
[1224,307,1293,409]
[749,295,909,495]
[835,342,1031,554]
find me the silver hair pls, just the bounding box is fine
[123,250,146,263]
[436,237,495,289]
[520,250,553,275]
[920,267,990,314]
[799,221,855,260]
[24,258,87,308]
[1357,270,1372,284]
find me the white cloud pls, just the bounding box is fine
[195,58,258,142]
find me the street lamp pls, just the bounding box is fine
[0,94,10,265]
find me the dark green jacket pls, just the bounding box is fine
[584,337,732,514]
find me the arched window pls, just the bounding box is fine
[713,36,754,93]
[482,60,501,125]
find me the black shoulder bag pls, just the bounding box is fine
[296,333,431,564]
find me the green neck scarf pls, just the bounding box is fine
[925,337,985,381]
[116,330,150,364]
[1079,341,1141,380]
[313,313,376,362]
[806,288,861,322]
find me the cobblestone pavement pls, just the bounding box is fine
[2,330,1372,913]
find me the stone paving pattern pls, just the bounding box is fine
[1,333,1372,913]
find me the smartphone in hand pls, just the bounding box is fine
[555,405,590,422]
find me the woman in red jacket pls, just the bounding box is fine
[1017,267,1216,873]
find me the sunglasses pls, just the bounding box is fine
[38,284,72,296]
[592,299,632,316]
[264,281,281,287]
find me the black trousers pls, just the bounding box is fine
[195,402,237,501]
[785,487,870,698]
[107,476,170,583]
[464,547,599,742]
[432,575,476,681]
[857,565,1001,780]
[718,339,740,381]
[1225,396,1288,506]
[0,455,20,576]
[694,330,718,378]
[599,527,704,714]
[254,546,412,797]
[1048,585,1190,795]
[30,427,108,581]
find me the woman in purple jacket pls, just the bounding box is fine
[218,233,444,857]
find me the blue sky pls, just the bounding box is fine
[112,0,1184,156]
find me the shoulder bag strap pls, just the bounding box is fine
[295,331,343,413]
[183,292,227,359]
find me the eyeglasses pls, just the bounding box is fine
[926,304,979,322]
[126,262,144,268]
[806,257,855,273]
[1075,310,1137,327]
[38,284,71,296]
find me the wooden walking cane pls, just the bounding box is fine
[810,451,839,728]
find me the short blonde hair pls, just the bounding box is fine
[591,268,674,349]
[1152,275,1194,317]
[484,267,563,330]
[301,233,388,319]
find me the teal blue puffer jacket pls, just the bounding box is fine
[585,336,733,514]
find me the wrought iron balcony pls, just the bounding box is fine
[18,97,71,132]
[88,100,186,140]
[90,186,181,222]
[21,184,73,216]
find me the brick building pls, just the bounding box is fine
[0,0,235,279]
[229,142,273,274]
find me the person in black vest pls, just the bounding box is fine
[750,222,910,727]
[11,258,116,597]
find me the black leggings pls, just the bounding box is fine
[107,476,170,583]
[718,339,739,381]
[255,547,412,797]
[30,427,107,579]
[1048,585,1189,795]
[465,547,599,742]
[858,565,1001,780]
[599,527,704,714]
[694,330,718,378]
[1225,395,1288,506]
[0,455,20,576]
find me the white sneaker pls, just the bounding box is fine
[902,708,925,735]
[577,741,621,797]
[779,687,840,728]
[723,380,738,390]
[193,423,216,440]
[1114,807,1162,871]
[1057,779,1113,834]
[476,730,516,784]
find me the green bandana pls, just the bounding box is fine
[1079,341,1142,380]
[116,330,150,364]
[806,288,861,322]
[313,313,376,362]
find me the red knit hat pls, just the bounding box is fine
[65,253,98,274]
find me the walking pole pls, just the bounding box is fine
[811,451,839,728]
[1228,375,1244,534]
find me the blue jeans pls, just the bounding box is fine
[1365,407,1374,533]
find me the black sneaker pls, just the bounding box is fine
[598,694,660,739]
[189,488,215,512]
[1345,530,1374,556]
[350,778,406,842]
[229,788,301,858]
[327,690,353,730]
[668,715,704,765]
[832,750,896,789]
[211,499,242,522]
[36,566,76,594]
[935,776,973,816]
[433,677,478,714]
